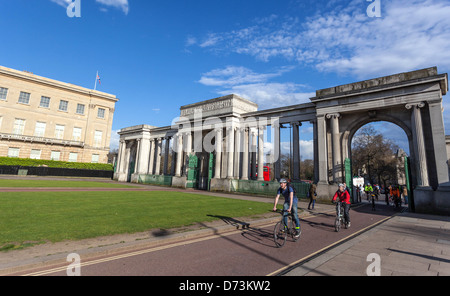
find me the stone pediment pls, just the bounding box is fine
[179,94,258,119]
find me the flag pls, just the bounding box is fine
[96,72,101,85]
[94,71,101,90]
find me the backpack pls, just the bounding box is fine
[287,182,297,195]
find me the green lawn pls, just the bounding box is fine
[0,179,137,188]
[0,191,271,251]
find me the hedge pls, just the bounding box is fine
[0,157,114,171]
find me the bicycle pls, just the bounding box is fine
[273,209,301,248]
[334,201,347,232]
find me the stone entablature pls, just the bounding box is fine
[179,94,258,119]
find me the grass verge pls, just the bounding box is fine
[0,191,270,251]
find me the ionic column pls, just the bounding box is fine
[154,138,162,175]
[310,119,319,183]
[406,102,429,187]
[175,133,183,177]
[241,128,249,180]
[117,140,126,173]
[163,137,171,175]
[273,122,281,181]
[214,128,222,179]
[257,126,265,181]
[317,115,328,184]
[234,127,241,179]
[134,138,141,174]
[148,139,155,174]
[327,113,342,183]
[292,122,301,181]
[251,128,257,180]
[227,126,235,179]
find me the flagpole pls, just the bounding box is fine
[94,71,98,90]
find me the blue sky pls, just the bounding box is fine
[1,0,449,157]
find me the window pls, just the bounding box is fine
[58,100,68,112]
[40,96,51,108]
[91,154,99,163]
[76,103,85,115]
[97,108,106,119]
[18,92,31,104]
[55,124,65,139]
[30,149,41,160]
[68,152,78,162]
[34,122,46,137]
[50,151,61,161]
[8,147,20,158]
[0,87,8,100]
[72,127,82,141]
[13,118,25,135]
[94,130,103,147]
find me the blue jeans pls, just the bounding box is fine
[283,201,300,228]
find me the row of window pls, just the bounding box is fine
[7,147,100,163]
[8,117,103,146]
[0,87,106,118]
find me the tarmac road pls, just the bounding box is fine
[18,202,396,276]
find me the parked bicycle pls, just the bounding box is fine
[273,209,301,248]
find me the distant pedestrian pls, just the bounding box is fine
[308,182,317,210]
[402,186,409,205]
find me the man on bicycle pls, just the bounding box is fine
[273,178,300,238]
[332,183,351,228]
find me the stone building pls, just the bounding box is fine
[0,65,117,163]
[115,67,450,215]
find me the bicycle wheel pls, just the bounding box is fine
[289,216,301,242]
[334,217,341,232]
[273,221,287,248]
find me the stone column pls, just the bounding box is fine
[317,115,328,184]
[175,133,183,177]
[234,127,241,179]
[154,138,162,175]
[257,126,265,181]
[134,138,141,174]
[327,113,341,183]
[292,122,301,181]
[273,122,281,181]
[163,137,170,175]
[428,100,450,185]
[184,132,192,175]
[117,140,126,173]
[214,128,222,179]
[227,126,235,179]
[406,102,429,187]
[148,139,155,174]
[251,128,257,179]
[241,128,249,180]
[310,119,319,183]
[138,138,150,174]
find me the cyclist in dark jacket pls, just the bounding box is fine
[273,178,300,238]
[332,183,351,228]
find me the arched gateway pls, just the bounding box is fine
[115,67,450,215]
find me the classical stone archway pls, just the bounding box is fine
[115,67,450,214]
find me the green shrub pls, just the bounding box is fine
[0,157,113,171]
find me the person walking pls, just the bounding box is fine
[402,186,409,205]
[308,182,317,210]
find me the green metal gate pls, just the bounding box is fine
[344,158,354,203]
[186,154,199,189]
[404,156,414,212]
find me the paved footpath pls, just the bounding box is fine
[285,211,450,276]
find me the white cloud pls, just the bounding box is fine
[198,66,314,109]
[192,0,450,79]
[96,0,129,15]
[50,0,129,15]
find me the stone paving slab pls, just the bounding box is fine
[285,212,450,276]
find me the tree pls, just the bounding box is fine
[351,125,401,186]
